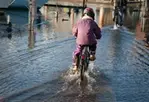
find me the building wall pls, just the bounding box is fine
[53,0,142,3]
[0,0,13,8]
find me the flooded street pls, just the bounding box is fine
[0,3,149,102]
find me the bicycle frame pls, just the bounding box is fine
[77,46,90,81]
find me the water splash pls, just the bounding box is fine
[59,63,97,97]
[113,24,118,30]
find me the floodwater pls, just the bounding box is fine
[0,3,149,102]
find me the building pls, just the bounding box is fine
[10,0,48,8]
[0,0,14,8]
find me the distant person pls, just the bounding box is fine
[67,8,71,17]
[72,7,102,72]
[145,33,149,47]
[113,6,123,27]
[113,6,119,24]
[74,8,79,15]
[141,7,149,47]
[36,7,42,29]
[6,22,12,39]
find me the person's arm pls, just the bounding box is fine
[94,22,101,39]
[72,23,78,37]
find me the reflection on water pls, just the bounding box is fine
[39,4,141,35]
[1,3,141,43]
[0,3,149,102]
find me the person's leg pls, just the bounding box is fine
[115,15,119,27]
[146,33,149,46]
[72,44,82,69]
[89,44,97,61]
[146,34,149,42]
[120,10,123,26]
[8,33,12,39]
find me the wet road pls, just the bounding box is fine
[0,4,149,102]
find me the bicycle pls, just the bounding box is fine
[76,45,90,81]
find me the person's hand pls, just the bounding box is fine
[74,36,77,39]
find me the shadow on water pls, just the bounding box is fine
[4,79,62,102]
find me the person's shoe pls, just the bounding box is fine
[90,55,96,61]
[145,43,149,47]
[72,65,79,74]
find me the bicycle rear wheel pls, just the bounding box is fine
[79,46,90,81]
[80,61,85,81]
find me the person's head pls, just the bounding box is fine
[83,7,95,20]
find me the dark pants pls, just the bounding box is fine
[146,34,149,44]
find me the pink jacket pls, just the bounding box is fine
[72,16,101,45]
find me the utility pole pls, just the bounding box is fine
[28,0,36,49]
[82,0,87,16]
[83,0,87,8]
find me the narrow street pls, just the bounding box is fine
[0,3,149,102]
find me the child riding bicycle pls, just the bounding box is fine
[72,7,102,72]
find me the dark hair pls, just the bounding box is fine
[83,7,95,20]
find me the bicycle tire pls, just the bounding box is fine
[80,61,85,81]
[80,46,90,81]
